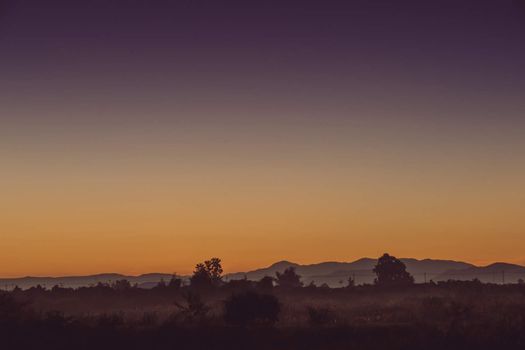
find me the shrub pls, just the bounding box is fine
[0,293,26,322]
[174,292,210,322]
[275,267,303,289]
[307,306,336,326]
[224,291,280,326]
[257,276,275,291]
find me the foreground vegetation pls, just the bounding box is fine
[2,255,525,349]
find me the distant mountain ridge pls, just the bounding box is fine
[224,258,477,287]
[435,262,525,284]
[2,258,525,290]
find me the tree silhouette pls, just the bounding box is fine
[373,253,414,287]
[112,279,132,291]
[275,267,303,288]
[205,258,223,282]
[190,258,223,289]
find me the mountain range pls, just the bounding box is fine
[2,258,525,290]
[225,259,525,286]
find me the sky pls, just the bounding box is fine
[1,0,524,277]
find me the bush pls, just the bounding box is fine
[174,292,210,323]
[307,306,336,326]
[275,267,303,288]
[0,293,26,322]
[224,291,280,326]
[257,276,275,291]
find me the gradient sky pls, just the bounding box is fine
[1,0,525,277]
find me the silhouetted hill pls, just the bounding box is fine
[224,258,476,287]
[4,259,524,290]
[435,262,525,284]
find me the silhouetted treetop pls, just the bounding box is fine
[275,267,303,288]
[373,253,414,287]
[190,257,223,289]
[112,279,133,291]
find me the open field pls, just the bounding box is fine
[3,281,525,349]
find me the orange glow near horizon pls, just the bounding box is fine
[1,119,524,278]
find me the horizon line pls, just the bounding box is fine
[1,256,524,280]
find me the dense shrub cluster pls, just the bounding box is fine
[224,291,280,326]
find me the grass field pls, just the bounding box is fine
[3,281,525,349]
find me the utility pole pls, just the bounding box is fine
[424,272,427,284]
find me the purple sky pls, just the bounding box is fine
[2,0,524,126]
